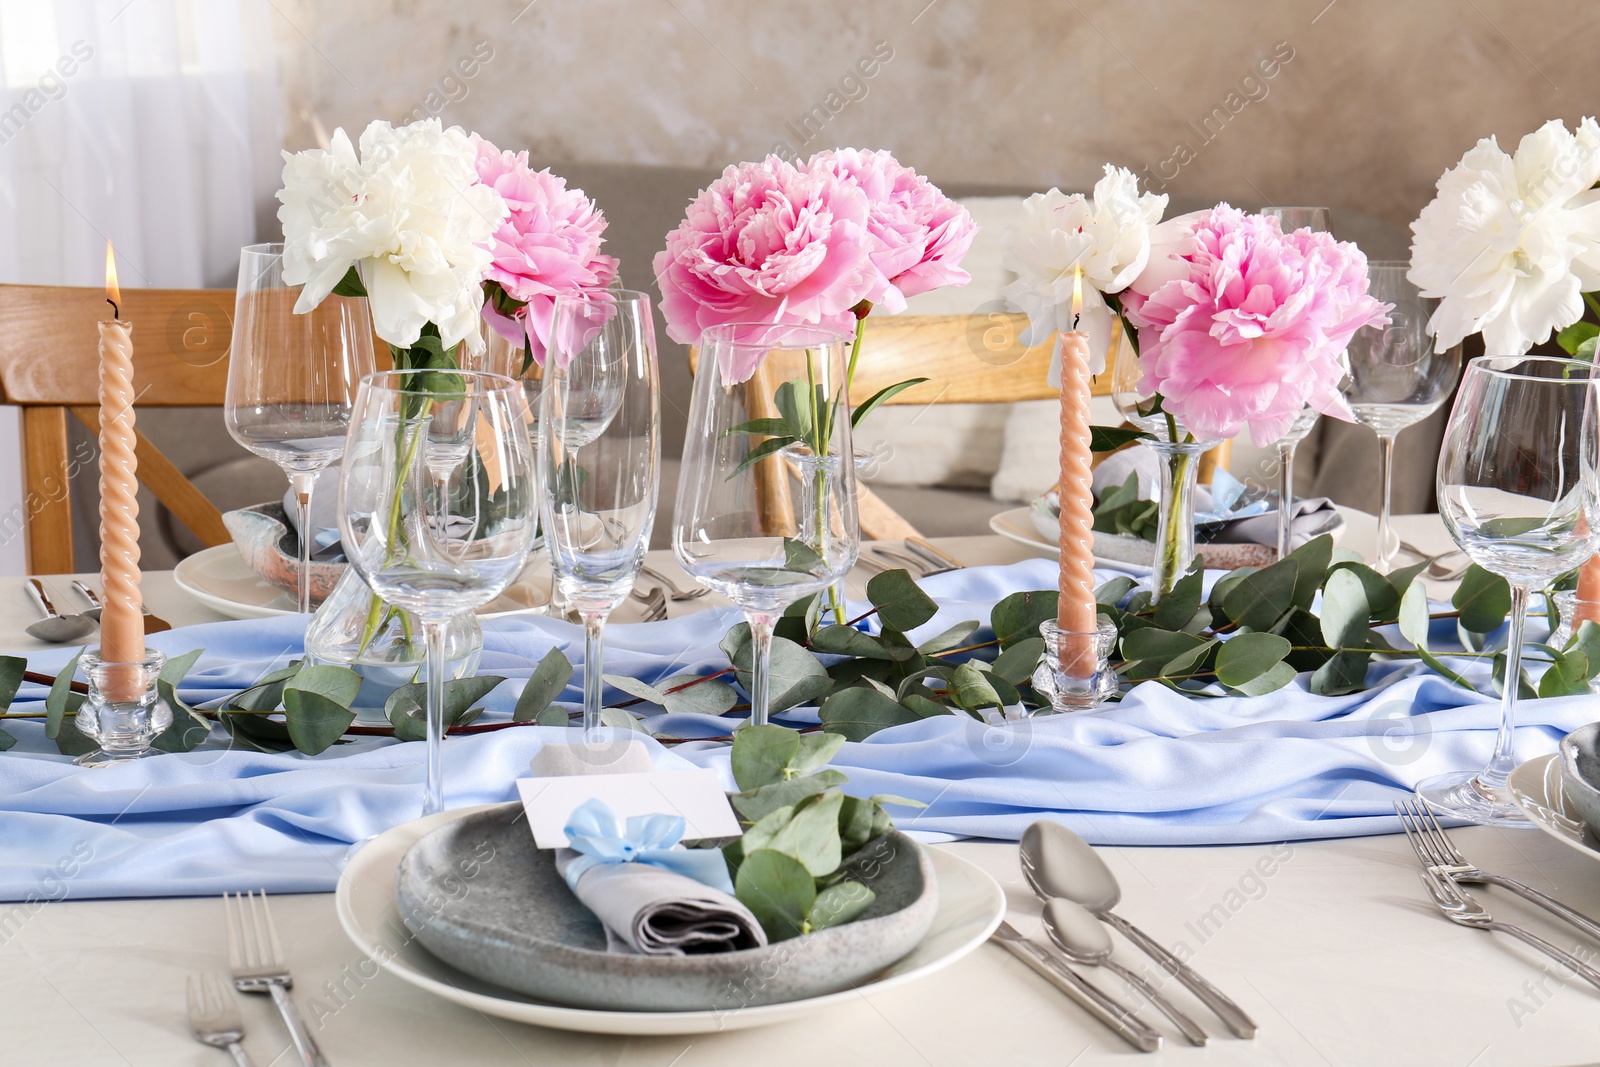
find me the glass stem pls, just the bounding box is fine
[1375,432,1397,572]
[747,610,777,727]
[289,470,318,614]
[422,618,447,818]
[1276,441,1296,561]
[1149,443,1200,604]
[582,611,606,737]
[1481,582,1530,792]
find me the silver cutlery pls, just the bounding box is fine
[639,563,710,602]
[1394,799,1600,945]
[1414,866,1600,991]
[1020,820,1258,1038]
[24,579,97,643]
[991,920,1162,1052]
[70,579,174,634]
[1043,898,1208,1046]
[905,536,966,573]
[631,585,669,622]
[186,972,256,1066]
[224,890,330,1067]
[863,543,934,576]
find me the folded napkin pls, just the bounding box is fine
[553,798,765,956]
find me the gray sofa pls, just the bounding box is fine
[66,164,1435,570]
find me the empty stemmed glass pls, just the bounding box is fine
[1341,262,1463,572]
[540,290,659,733]
[674,324,859,727]
[226,243,373,612]
[1260,207,1332,560]
[340,369,538,816]
[1423,355,1600,825]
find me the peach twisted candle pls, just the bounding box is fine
[1056,308,1098,679]
[1577,553,1600,629]
[97,243,144,700]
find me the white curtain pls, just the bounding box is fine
[0,0,281,574]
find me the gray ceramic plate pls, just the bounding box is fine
[336,804,1003,1035]
[1558,723,1600,833]
[1509,753,1600,863]
[393,803,938,1013]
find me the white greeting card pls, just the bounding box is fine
[516,769,742,849]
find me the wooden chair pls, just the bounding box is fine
[0,284,246,574]
[691,313,1232,540]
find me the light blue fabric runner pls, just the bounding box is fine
[0,558,1590,902]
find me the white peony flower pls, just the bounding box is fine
[277,118,508,355]
[1408,117,1600,354]
[1001,164,1168,377]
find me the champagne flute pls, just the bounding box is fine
[226,243,374,612]
[1423,355,1600,825]
[674,323,858,726]
[1341,262,1463,571]
[540,290,659,733]
[1260,207,1332,560]
[340,369,537,816]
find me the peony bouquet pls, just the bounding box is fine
[1409,117,1600,359]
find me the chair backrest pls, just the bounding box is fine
[0,284,241,573]
[689,312,1232,540]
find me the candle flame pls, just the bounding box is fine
[104,241,121,310]
[1070,266,1083,327]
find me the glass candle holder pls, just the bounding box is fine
[74,648,169,766]
[1032,618,1118,712]
[1551,590,1600,658]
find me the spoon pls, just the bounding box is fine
[25,579,97,643]
[1043,898,1208,1046]
[1020,820,1258,1039]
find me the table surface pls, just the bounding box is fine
[6,516,1599,1067]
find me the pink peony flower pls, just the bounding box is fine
[806,148,977,313]
[652,155,886,382]
[472,136,618,366]
[1120,204,1391,446]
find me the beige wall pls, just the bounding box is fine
[273,0,1600,230]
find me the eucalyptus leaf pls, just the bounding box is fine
[599,707,646,732]
[811,625,904,661]
[916,620,980,656]
[220,709,295,753]
[735,848,816,942]
[284,666,363,755]
[730,723,802,791]
[1309,651,1371,696]
[1453,565,1512,634]
[1398,581,1431,649]
[605,675,668,705]
[45,648,84,740]
[1096,576,1139,607]
[1221,559,1298,632]
[1285,534,1334,611]
[865,569,939,632]
[950,660,1003,712]
[722,626,833,714]
[661,677,740,717]
[990,636,1045,686]
[1385,558,1431,601]
[384,675,505,743]
[1215,632,1292,688]
[1151,564,1204,630]
[991,589,1059,649]
[1122,628,1207,664]
[0,655,25,712]
[1539,649,1592,698]
[1417,647,1474,690]
[1320,568,1372,649]
[820,686,922,741]
[513,648,573,722]
[731,769,848,823]
[808,880,876,931]
[1329,561,1398,619]
[743,790,843,876]
[1230,660,1298,696]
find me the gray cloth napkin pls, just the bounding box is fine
[1089,446,1343,552]
[553,851,768,956]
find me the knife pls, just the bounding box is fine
[991,920,1162,1052]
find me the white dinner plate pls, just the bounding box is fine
[173,544,552,621]
[335,805,1006,1036]
[1508,753,1600,863]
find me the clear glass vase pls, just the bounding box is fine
[1143,435,1214,603]
[304,567,483,719]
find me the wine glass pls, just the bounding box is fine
[226,243,374,612]
[540,290,659,733]
[674,323,858,726]
[340,369,537,816]
[1341,262,1463,572]
[1424,355,1600,825]
[1261,207,1333,560]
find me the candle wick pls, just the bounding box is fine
[105,297,120,320]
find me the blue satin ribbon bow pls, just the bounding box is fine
[560,797,735,895]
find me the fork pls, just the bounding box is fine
[640,563,710,602]
[1395,799,1600,945]
[224,890,330,1067]
[186,972,256,1066]
[1413,867,1600,991]
[632,585,669,622]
